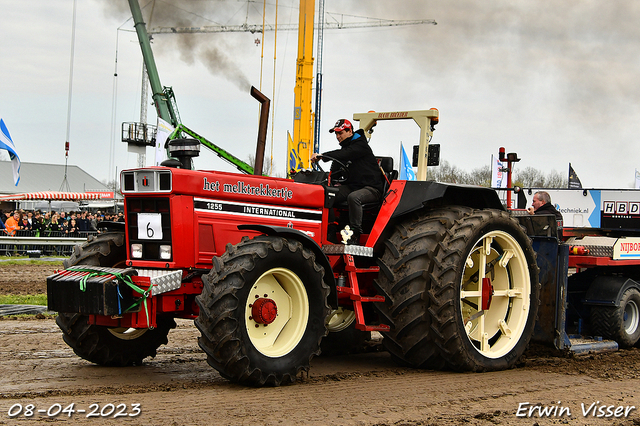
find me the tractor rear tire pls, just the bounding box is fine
[428,209,539,371]
[590,287,640,348]
[374,207,472,368]
[195,235,330,386]
[56,231,176,366]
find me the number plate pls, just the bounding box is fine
[137,213,163,240]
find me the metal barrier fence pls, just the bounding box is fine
[0,231,96,257]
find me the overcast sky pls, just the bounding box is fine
[1,0,638,188]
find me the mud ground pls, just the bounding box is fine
[1,262,639,425]
[0,262,62,295]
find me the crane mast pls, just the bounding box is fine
[290,0,315,171]
[313,0,325,157]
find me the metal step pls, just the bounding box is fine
[322,244,373,257]
[567,337,618,354]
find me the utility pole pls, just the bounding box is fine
[313,0,325,157]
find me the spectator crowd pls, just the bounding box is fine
[0,209,125,237]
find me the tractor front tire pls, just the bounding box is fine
[64,231,127,269]
[374,207,472,368]
[195,235,330,386]
[429,209,540,371]
[590,287,640,348]
[56,313,176,366]
[56,231,175,366]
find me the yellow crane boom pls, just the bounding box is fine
[289,0,315,172]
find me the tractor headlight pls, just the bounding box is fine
[159,245,172,260]
[131,244,143,259]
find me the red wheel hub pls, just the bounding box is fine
[251,298,278,324]
[482,277,494,311]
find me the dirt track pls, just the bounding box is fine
[1,263,639,425]
[0,262,62,295]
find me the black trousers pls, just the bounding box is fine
[333,185,381,233]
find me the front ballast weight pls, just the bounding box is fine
[47,265,182,328]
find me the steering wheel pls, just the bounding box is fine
[315,155,350,184]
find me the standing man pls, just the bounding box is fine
[311,118,384,245]
[32,211,44,236]
[4,211,21,236]
[527,191,563,221]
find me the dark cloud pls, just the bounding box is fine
[103,0,254,91]
[89,1,639,185]
[348,1,640,127]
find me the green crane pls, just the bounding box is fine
[123,0,255,175]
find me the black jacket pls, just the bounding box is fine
[321,129,385,194]
[535,202,563,222]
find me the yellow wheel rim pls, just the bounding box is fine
[107,327,147,340]
[245,268,309,357]
[460,230,531,359]
[325,308,355,332]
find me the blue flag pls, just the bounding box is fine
[0,118,21,186]
[399,143,416,181]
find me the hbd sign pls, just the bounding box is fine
[603,201,640,216]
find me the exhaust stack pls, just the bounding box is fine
[251,86,270,176]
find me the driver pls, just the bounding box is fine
[311,118,384,245]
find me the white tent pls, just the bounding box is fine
[0,191,102,201]
[0,192,102,212]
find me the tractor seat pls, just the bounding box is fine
[337,156,397,210]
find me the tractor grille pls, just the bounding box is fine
[126,197,172,261]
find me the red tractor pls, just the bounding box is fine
[48,94,541,386]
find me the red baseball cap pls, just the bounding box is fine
[329,119,353,133]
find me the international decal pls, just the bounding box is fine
[193,198,321,223]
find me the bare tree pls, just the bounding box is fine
[545,170,567,188]
[514,166,546,187]
[513,167,567,188]
[427,160,466,184]
[427,161,491,186]
[467,165,492,187]
[425,162,567,188]
[101,179,119,193]
[247,154,281,177]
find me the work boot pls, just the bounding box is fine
[346,227,361,245]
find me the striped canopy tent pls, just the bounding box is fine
[0,192,102,201]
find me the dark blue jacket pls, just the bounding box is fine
[322,129,385,194]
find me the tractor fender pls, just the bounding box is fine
[391,181,505,218]
[97,221,126,233]
[237,224,338,308]
[367,180,505,248]
[583,275,640,307]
